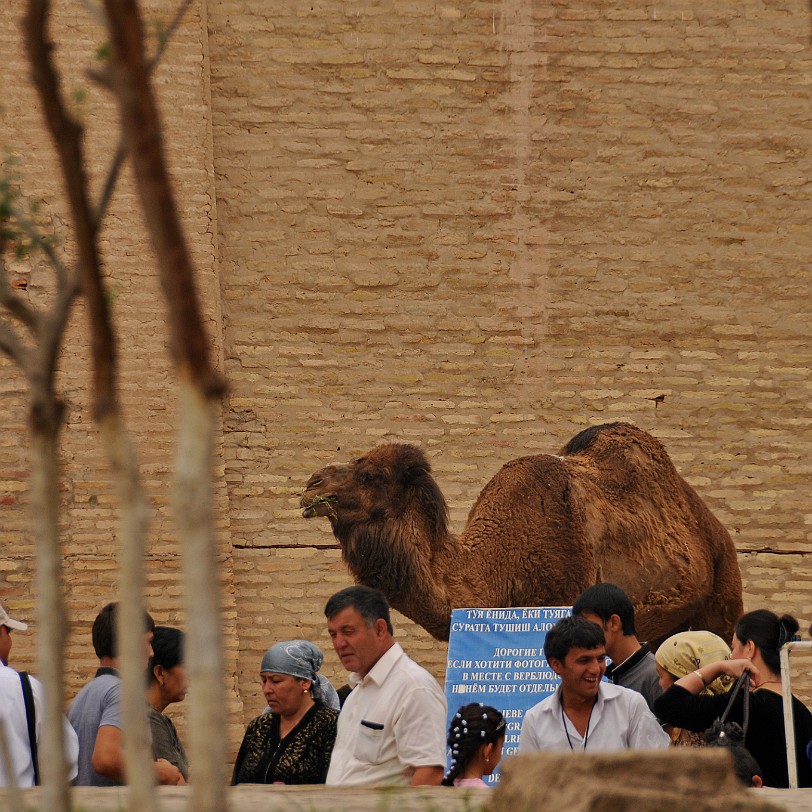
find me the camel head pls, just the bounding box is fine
[301,443,453,636]
[300,442,450,557]
[301,442,442,522]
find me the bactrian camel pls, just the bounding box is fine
[301,423,743,643]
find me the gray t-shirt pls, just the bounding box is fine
[67,671,122,786]
[148,707,189,781]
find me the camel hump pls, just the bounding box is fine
[561,422,627,456]
[560,422,681,496]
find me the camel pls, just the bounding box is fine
[300,423,743,644]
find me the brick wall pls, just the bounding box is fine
[2,0,812,763]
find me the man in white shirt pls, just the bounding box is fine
[325,586,447,786]
[0,602,79,787]
[519,615,669,753]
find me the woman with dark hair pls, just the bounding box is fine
[231,640,339,785]
[654,609,812,788]
[147,626,189,782]
[442,704,506,787]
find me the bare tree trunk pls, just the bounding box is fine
[29,400,70,812]
[101,2,228,808]
[104,414,157,808]
[175,383,227,809]
[24,2,158,806]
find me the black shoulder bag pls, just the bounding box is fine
[704,671,750,745]
[18,671,40,786]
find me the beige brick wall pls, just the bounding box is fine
[2,0,812,765]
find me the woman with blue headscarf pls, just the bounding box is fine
[231,640,340,785]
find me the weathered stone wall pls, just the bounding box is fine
[1,0,812,765]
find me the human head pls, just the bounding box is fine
[260,639,339,709]
[324,586,393,635]
[148,626,186,705]
[572,583,636,636]
[442,704,506,786]
[733,609,799,674]
[543,615,606,664]
[654,631,732,694]
[92,602,155,660]
[705,721,763,788]
[544,616,607,702]
[325,586,394,678]
[0,603,27,666]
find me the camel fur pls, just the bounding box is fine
[301,423,743,643]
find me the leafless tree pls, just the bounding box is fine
[3,0,225,809]
[99,2,229,807]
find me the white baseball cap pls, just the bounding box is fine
[0,603,28,631]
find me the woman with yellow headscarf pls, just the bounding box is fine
[654,631,731,746]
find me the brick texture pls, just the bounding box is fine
[2,0,812,765]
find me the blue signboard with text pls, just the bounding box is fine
[443,606,571,785]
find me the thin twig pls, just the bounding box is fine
[0,319,30,366]
[92,0,194,228]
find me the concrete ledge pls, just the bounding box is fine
[3,781,809,811]
[5,785,490,811]
[493,750,784,812]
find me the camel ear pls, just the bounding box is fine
[402,462,429,487]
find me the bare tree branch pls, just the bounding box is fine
[102,0,225,397]
[10,204,71,290]
[26,0,119,421]
[0,319,30,366]
[0,281,37,335]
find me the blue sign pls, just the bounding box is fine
[444,606,571,785]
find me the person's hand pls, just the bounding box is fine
[155,758,183,785]
[717,658,759,681]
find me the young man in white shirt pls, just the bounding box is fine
[0,602,79,787]
[519,615,669,753]
[325,585,447,786]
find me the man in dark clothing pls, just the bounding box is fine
[573,583,662,713]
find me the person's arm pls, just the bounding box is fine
[627,695,671,749]
[410,765,444,786]
[91,725,125,781]
[674,658,758,695]
[391,683,447,784]
[155,757,183,785]
[62,716,80,782]
[653,659,757,733]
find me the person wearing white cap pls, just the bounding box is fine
[0,601,79,787]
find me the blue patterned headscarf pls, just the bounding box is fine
[260,640,340,710]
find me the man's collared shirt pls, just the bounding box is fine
[518,681,670,753]
[326,642,447,786]
[0,663,79,787]
[605,643,662,713]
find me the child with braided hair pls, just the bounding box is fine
[442,703,506,787]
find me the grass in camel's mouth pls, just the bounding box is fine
[303,495,337,518]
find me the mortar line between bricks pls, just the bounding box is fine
[232,543,340,550]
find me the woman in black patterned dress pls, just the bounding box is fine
[231,640,340,785]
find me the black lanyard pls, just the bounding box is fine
[561,696,597,751]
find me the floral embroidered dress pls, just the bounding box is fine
[231,704,338,785]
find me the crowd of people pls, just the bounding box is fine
[1,582,811,791]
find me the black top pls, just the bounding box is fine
[231,704,338,785]
[654,685,812,788]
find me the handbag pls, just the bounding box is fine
[18,671,40,786]
[704,671,750,745]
